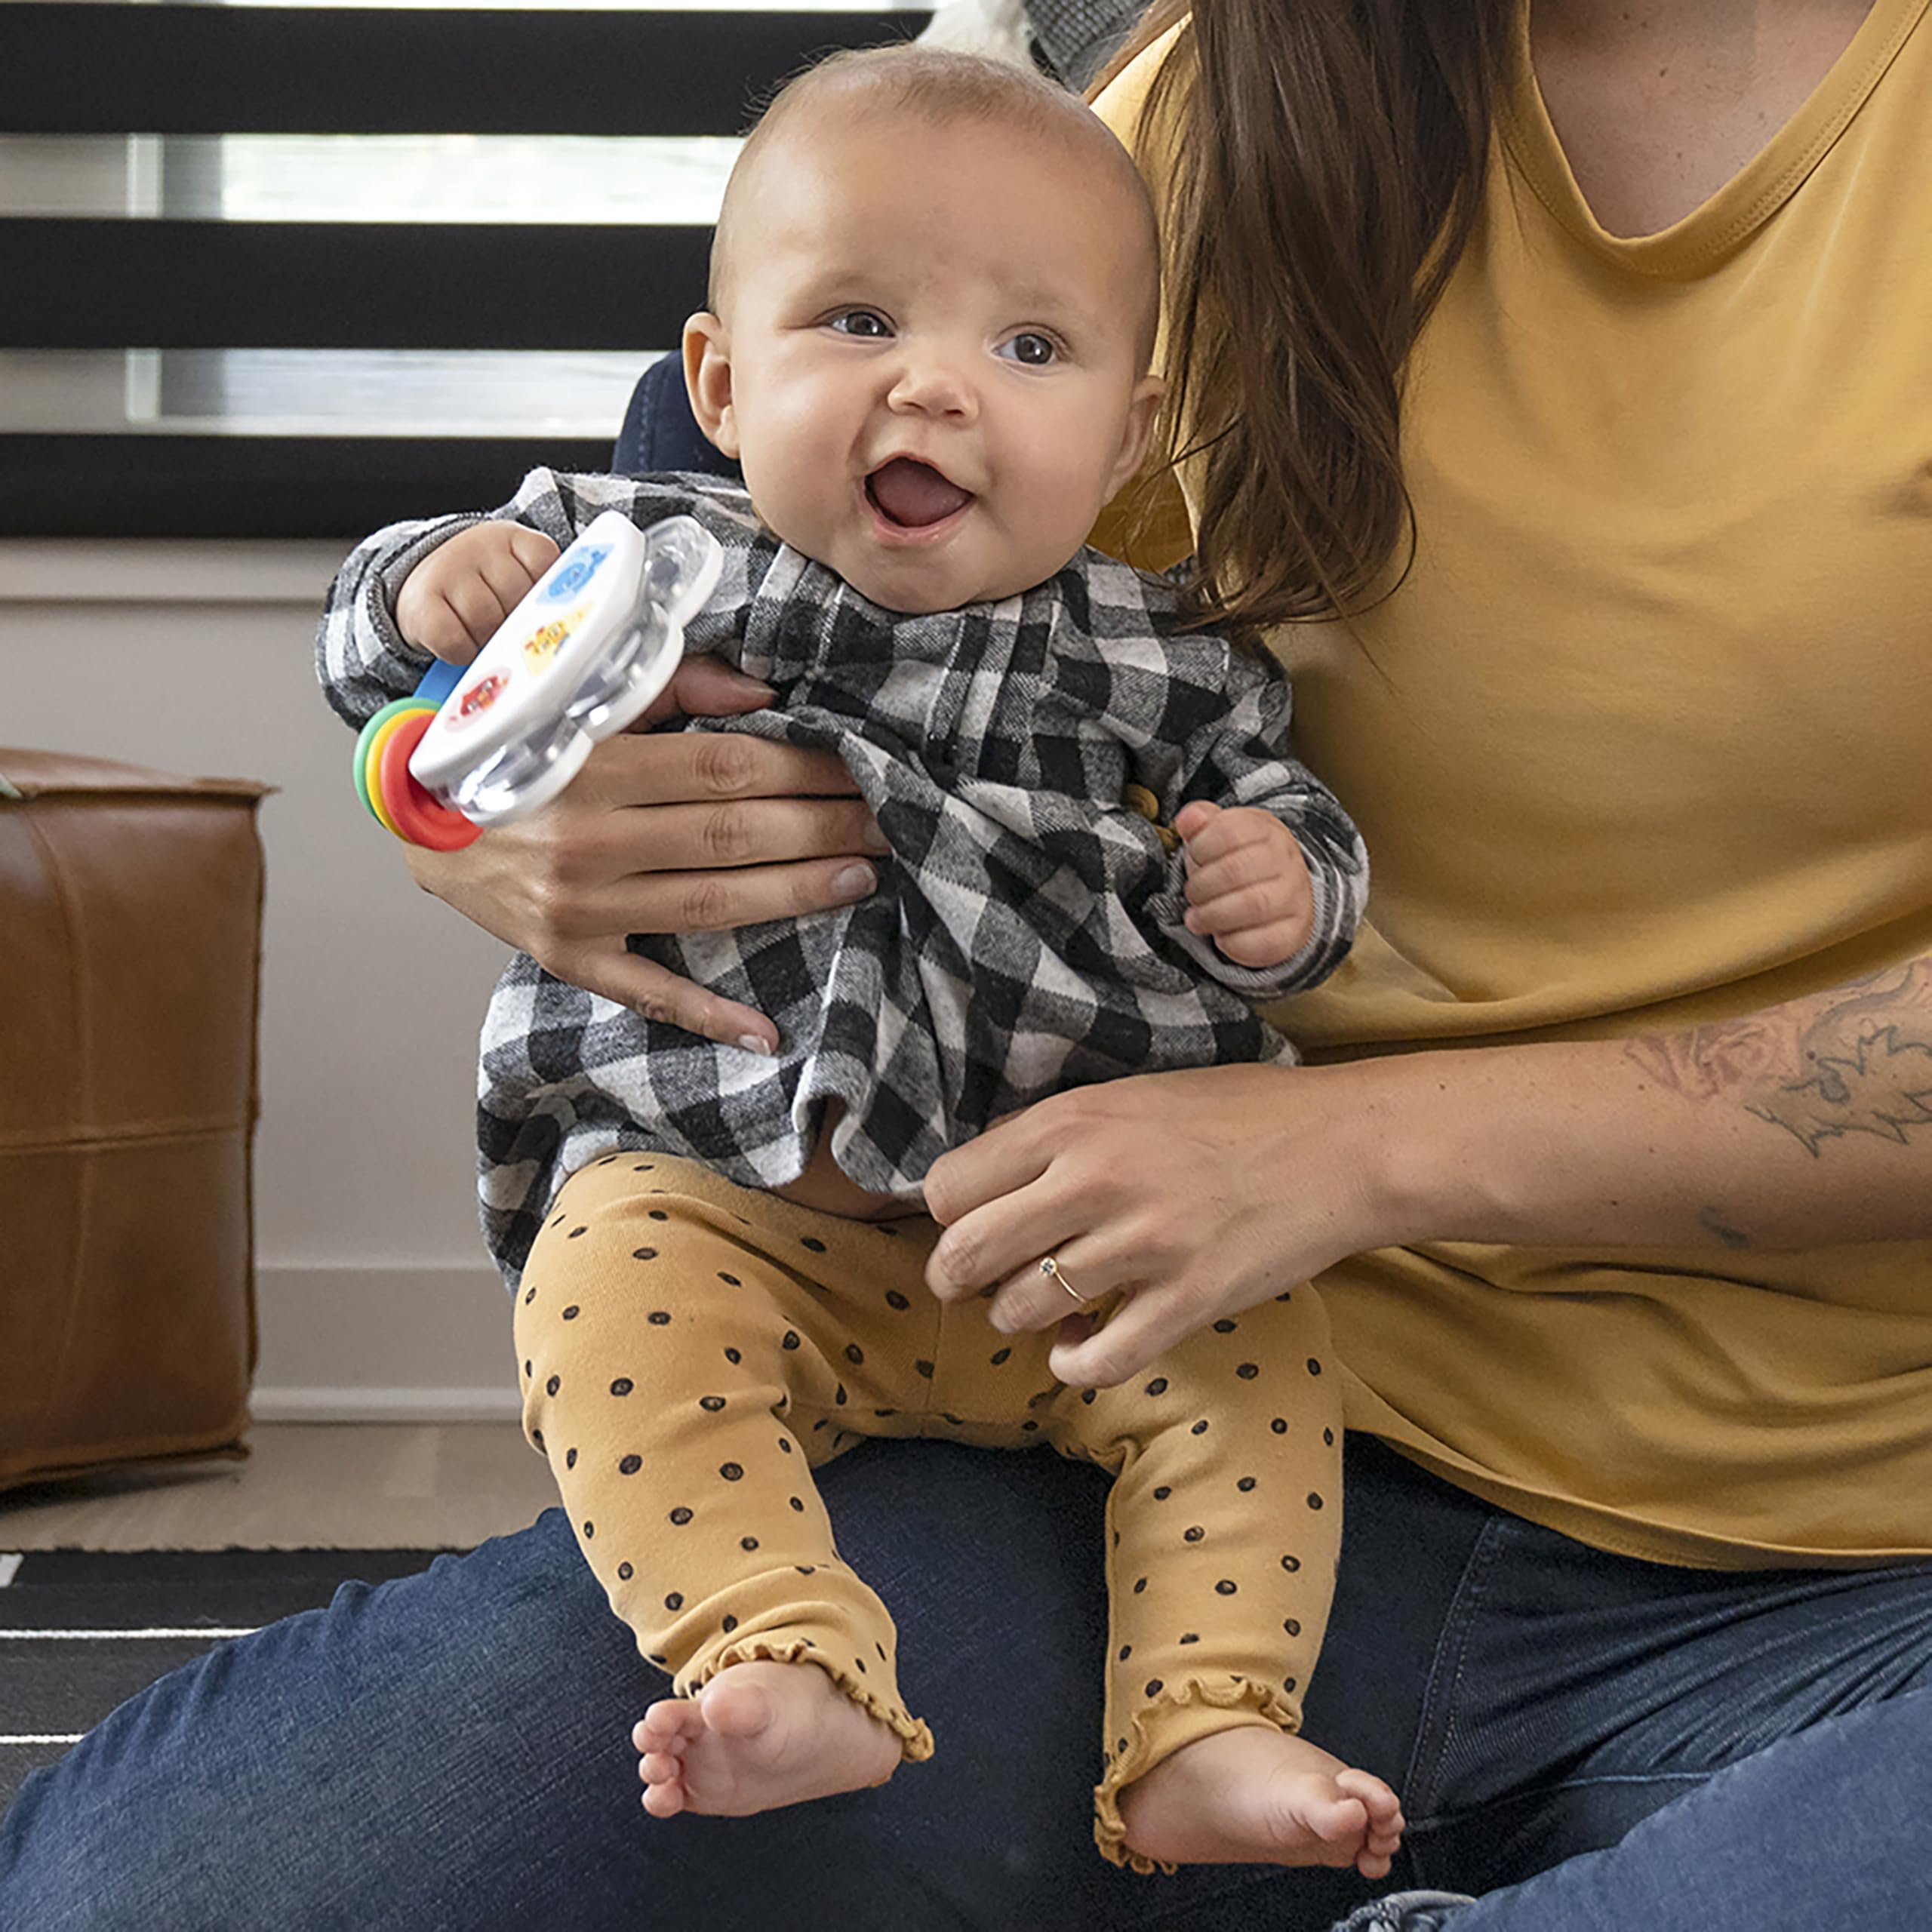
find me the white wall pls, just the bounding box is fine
[1,540,519,1420]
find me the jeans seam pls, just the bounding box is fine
[1404,1515,1511,1826]
[1409,1767,1712,1834]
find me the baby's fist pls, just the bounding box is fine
[1175,801,1313,969]
[395,521,561,664]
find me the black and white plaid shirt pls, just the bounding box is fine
[320,470,1368,1286]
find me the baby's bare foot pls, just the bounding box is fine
[1118,1728,1404,1878]
[632,1660,901,1820]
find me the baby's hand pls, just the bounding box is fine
[1175,801,1313,969]
[395,520,561,664]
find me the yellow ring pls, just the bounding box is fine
[361,710,422,838]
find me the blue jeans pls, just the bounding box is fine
[3,1435,1928,1930]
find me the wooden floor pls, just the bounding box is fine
[0,1424,558,1551]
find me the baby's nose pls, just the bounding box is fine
[885,352,977,417]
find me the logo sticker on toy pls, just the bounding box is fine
[544,545,610,602]
[451,671,509,727]
[521,605,589,672]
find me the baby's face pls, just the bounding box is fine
[686,108,1161,614]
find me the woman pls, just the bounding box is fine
[3,3,1927,1927]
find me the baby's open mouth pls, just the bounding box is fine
[865,458,974,530]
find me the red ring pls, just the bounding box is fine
[378,711,482,851]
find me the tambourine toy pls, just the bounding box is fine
[352,509,726,848]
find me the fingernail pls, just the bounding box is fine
[735,1033,775,1057]
[832,863,877,902]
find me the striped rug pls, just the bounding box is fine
[0,1547,445,1807]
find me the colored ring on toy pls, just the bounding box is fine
[352,697,433,826]
[361,713,420,837]
[363,706,426,834]
[377,709,481,851]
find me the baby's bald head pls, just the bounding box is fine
[681,46,1168,613]
[708,48,1161,373]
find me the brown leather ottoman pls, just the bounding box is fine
[0,749,269,1492]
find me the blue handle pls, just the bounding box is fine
[414,657,464,706]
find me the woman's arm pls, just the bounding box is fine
[921,950,1932,1384]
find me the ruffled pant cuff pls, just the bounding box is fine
[1091,1674,1297,1875]
[693,1635,936,1764]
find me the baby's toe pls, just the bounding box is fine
[1338,1768,1402,1822]
[638,1697,703,1747]
[1367,1808,1405,1850]
[641,1777,687,1820]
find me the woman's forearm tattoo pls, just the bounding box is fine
[1623,957,1932,1156]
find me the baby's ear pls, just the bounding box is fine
[1105,373,1165,500]
[682,312,740,457]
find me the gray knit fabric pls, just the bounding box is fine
[1028,0,1143,88]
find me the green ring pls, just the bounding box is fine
[352,698,434,823]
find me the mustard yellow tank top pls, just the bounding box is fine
[1097,2,1932,1567]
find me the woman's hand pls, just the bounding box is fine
[921,1063,1401,1386]
[403,653,891,1049]
[924,948,1932,1386]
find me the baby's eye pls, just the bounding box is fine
[998,332,1059,367]
[829,310,891,338]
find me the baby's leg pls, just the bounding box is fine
[515,1155,937,1817]
[1050,1287,1400,1875]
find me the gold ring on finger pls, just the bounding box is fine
[1039,1254,1089,1306]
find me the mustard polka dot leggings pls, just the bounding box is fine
[514,1153,1343,1873]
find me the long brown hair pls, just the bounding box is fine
[1095,0,1515,637]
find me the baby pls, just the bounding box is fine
[319,47,1392,1878]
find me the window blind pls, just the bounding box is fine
[0,2,929,539]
